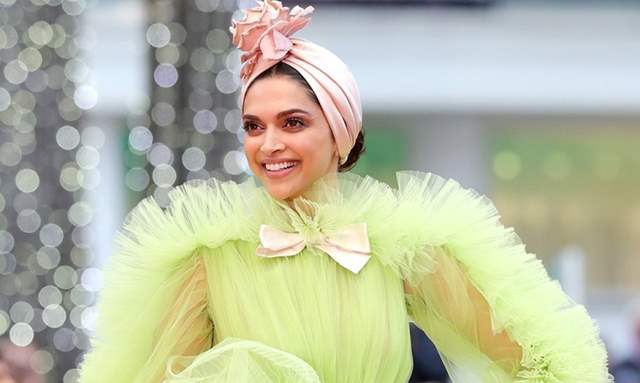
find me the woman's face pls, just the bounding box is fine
[243,75,338,201]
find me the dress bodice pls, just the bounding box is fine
[203,240,412,383]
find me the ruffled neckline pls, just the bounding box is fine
[238,171,398,240]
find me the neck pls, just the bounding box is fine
[302,170,339,199]
[284,170,340,215]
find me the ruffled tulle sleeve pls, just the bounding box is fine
[77,184,217,382]
[395,171,611,382]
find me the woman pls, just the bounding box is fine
[79,1,610,382]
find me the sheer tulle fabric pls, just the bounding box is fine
[79,214,213,382]
[405,245,521,382]
[164,338,321,382]
[200,240,411,382]
[396,171,611,382]
[79,171,610,383]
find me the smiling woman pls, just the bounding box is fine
[78,1,611,382]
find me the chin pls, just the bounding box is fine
[265,183,303,201]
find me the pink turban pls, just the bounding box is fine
[230,0,362,164]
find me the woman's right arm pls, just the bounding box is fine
[139,252,213,382]
[78,189,215,382]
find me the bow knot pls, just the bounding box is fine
[256,223,371,274]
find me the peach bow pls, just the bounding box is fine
[256,223,371,274]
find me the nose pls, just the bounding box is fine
[260,127,285,155]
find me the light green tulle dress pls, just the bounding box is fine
[78,171,610,383]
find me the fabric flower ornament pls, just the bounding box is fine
[229,0,314,82]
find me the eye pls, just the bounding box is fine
[242,121,262,133]
[284,118,305,129]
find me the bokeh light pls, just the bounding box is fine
[2,0,251,380]
[127,0,248,210]
[0,0,95,379]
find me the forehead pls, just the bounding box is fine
[243,76,318,116]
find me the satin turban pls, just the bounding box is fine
[230,0,362,164]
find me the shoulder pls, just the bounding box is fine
[393,170,500,246]
[350,170,489,235]
[359,170,504,275]
[117,177,265,260]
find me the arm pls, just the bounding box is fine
[397,171,610,382]
[78,190,214,382]
[139,253,213,382]
[405,246,523,380]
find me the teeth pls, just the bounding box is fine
[265,161,296,171]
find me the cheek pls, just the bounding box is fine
[296,134,334,168]
[243,138,260,168]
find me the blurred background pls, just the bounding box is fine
[0,0,639,381]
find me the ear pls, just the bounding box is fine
[331,145,340,169]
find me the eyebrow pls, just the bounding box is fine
[243,108,312,121]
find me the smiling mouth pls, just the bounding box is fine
[262,161,300,177]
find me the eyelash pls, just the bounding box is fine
[242,122,259,132]
[242,118,306,132]
[284,118,305,129]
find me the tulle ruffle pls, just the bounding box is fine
[164,338,321,383]
[395,171,612,382]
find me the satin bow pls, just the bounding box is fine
[256,223,371,274]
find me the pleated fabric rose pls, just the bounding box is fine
[230,0,314,82]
